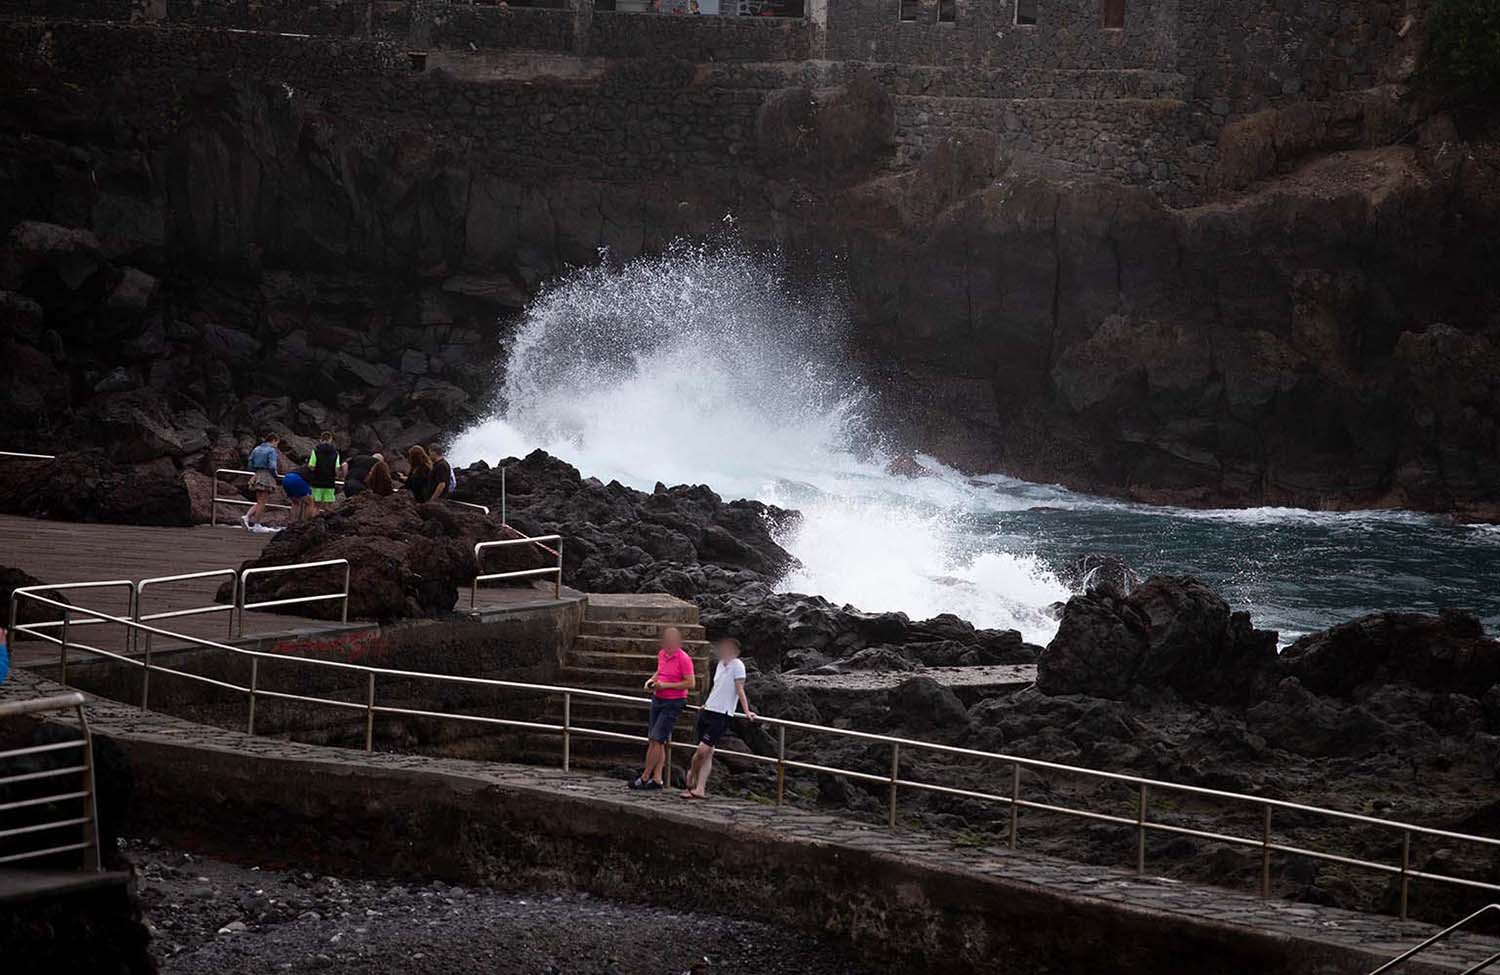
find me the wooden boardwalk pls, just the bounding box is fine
[0,514,573,667]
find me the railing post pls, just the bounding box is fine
[60,607,70,687]
[666,733,674,786]
[235,571,246,638]
[211,477,218,527]
[76,703,101,872]
[1008,763,1021,849]
[247,657,259,736]
[775,725,786,806]
[364,672,376,752]
[887,742,900,829]
[1400,829,1411,921]
[141,631,153,711]
[555,549,563,599]
[341,563,350,625]
[562,692,571,772]
[1137,782,1149,875]
[501,466,506,525]
[1261,803,1273,897]
[227,575,237,640]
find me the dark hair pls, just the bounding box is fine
[319,430,334,442]
[264,433,279,442]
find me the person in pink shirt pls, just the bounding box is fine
[629,626,697,791]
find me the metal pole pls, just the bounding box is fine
[1400,830,1411,921]
[887,742,900,829]
[1261,804,1272,897]
[555,550,563,599]
[235,573,246,638]
[1008,763,1020,849]
[247,658,259,736]
[76,703,101,872]
[141,631,153,711]
[1137,782,1149,875]
[562,692,571,772]
[341,563,350,624]
[227,575,237,640]
[666,733,674,786]
[211,479,218,527]
[775,725,786,806]
[501,466,506,525]
[60,608,70,687]
[364,673,376,752]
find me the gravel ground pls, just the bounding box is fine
[131,840,881,975]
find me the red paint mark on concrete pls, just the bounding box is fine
[271,628,382,663]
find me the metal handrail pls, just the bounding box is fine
[0,450,57,461]
[1369,904,1500,974]
[236,559,350,636]
[472,535,563,606]
[0,691,102,871]
[135,569,238,710]
[7,581,137,685]
[11,589,1500,920]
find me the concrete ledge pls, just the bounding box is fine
[6,671,1493,975]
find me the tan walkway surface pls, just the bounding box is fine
[4,666,1499,973]
[0,514,575,667]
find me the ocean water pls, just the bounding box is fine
[452,242,1500,646]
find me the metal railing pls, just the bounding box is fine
[10,587,1500,922]
[0,450,57,461]
[136,569,238,709]
[237,559,350,636]
[1370,904,1500,974]
[213,466,490,523]
[0,692,101,871]
[7,581,137,686]
[472,535,563,606]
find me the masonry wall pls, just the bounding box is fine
[825,0,1178,70]
[589,9,812,61]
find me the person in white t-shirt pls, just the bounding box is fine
[681,637,755,800]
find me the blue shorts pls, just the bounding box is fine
[647,697,685,743]
[282,472,311,500]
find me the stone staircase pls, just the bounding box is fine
[543,593,708,767]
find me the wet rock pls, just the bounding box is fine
[456,451,796,600]
[224,493,521,621]
[1281,609,1500,700]
[1056,553,1143,598]
[0,564,72,631]
[1037,575,1280,705]
[887,676,968,733]
[0,451,193,526]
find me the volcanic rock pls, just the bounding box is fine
[1036,575,1279,705]
[456,451,796,598]
[0,565,72,632]
[1281,610,1500,700]
[0,452,193,527]
[224,493,526,621]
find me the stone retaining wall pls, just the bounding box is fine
[589,9,812,61]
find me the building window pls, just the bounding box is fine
[939,0,956,21]
[1102,0,1124,28]
[900,0,919,21]
[1014,0,1037,26]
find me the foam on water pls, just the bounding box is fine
[452,239,1500,643]
[451,241,1072,644]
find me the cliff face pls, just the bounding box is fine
[1,20,1496,517]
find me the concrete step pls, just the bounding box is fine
[557,666,676,691]
[573,634,710,655]
[563,650,663,673]
[580,620,706,640]
[584,593,699,625]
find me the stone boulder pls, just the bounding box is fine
[887,676,969,733]
[225,493,528,621]
[1281,610,1500,701]
[0,565,72,633]
[456,450,797,599]
[0,452,192,527]
[1037,575,1279,705]
[698,590,1039,672]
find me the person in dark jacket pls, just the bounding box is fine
[405,445,434,503]
[344,452,379,498]
[427,444,454,503]
[307,432,343,509]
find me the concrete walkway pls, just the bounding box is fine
[3,668,1497,973]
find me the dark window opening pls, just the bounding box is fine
[900,0,919,21]
[1015,0,1037,26]
[939,0,956,21]
[1102,0,1124,28]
